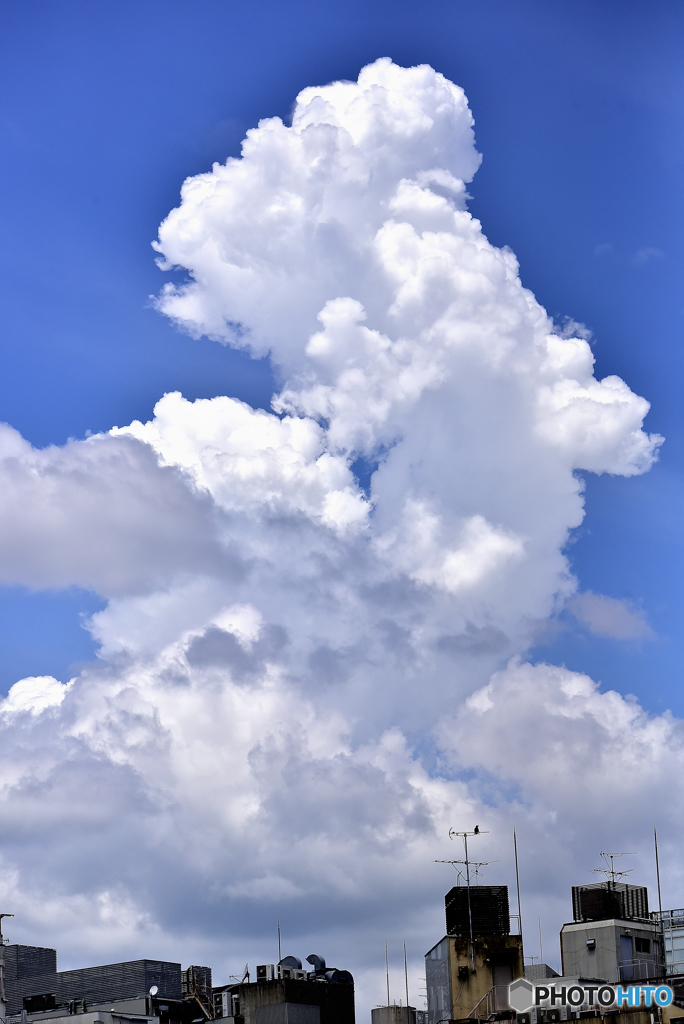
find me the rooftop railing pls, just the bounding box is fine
[618,957,666,982]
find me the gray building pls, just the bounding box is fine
[0,946,212,1024]
[3,949,183,1017]
[6,1010,154,1024]
[370,1006,416,1024]
[560,918,664,982]
[523,964,559,982]
[213,956,354,1024]
[653,909,684,977]
[3,946,58,1014]
[560,882,664,983]
[424,939,450,1024]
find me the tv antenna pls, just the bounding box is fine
[593,851,636,884]
[439,827,489,974]
[435,859,497,883]
[450,867,467,887]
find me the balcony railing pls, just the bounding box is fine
[652,910,684,927]
[618,957,666,982]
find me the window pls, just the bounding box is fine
[635,938,651,954]
[23,994,56,1013]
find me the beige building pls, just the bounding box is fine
[425,885,523,1023]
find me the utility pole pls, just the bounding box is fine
[0,913,14,1022]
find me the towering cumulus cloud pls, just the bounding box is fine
[0,59,672,1008]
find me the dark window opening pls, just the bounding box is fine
[24,994,56,1012]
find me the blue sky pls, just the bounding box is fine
[2,0,682,712]
[1,0,684,999]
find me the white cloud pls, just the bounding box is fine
[442,659,679,807]
[633,246,664,266]
[0,58,672,1019]
[568,590,653,640]
[375,504,524,595]
[115,390,369,533]
[0,428,227,595]
[0,676,71,716]
[153,59,482,367]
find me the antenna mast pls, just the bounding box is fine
[447,827,488,974]
[404,940,409,1010]
[593,851,636,886]
[654,826,663,915]
[513,827,523,949]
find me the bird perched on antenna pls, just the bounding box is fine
[474,826,480,834]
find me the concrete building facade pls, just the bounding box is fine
[560,880,665,984]
[522,964,559,983]
[212,956,354,1024]
[560,917,664,982]
[225,978,354,1024]
[370,1006,416,1024]
[425,885,523,1023]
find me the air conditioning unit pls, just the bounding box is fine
[256,965,275,981]
[277,966,307,980]
[214,992,229,1018]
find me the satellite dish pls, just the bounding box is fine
[149,986,159,996]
